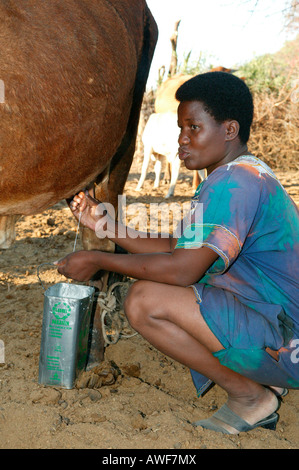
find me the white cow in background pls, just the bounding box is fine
[136,112,206,198]
[136,112,180,198]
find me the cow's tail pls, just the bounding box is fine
[108,4,158,178]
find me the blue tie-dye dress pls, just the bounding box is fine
[175,156,299,395]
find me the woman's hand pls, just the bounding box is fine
[69,191,109,233]
[55,250,100,282]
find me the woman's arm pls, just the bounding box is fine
[105,220,177,254]
[56,245,218,286]
[69,190,176,254]
[59,191,218,286]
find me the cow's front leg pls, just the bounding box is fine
[165,154,180,198]
[136,144,152,192]
[153,157,162,188]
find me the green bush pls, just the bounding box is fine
[236,34,298,95]
[236,54,288,95]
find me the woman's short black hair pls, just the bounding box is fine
[175,72,254,144]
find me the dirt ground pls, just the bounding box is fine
[0,157,298,450]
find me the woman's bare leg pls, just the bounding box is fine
[124,280,278,434]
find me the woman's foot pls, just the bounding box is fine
[195,387,279,434]
[268,386,288,397]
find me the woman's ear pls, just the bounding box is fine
[225,120,240,141]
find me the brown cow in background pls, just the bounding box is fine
[151,68,236,190]
[155,68,235,113]
[0,0,158,251]
[155,74,194,114]
[154,74,205,191]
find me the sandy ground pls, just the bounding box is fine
[0,158,298,450]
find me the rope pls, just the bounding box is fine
[37,262,56,290]
[72,211,82,252]
[98,281,138,346]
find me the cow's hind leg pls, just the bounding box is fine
[84,3,158,371]
[165,155,180,199]
[164,161,171,184]
[136,144,152,191]
[0,215,19,249]
[153,157,162,188]
[192,169,207,189]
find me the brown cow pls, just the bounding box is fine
[0,0,158,252]
[154,74,206,190]
[154,68,236,114]
[155,74,194,114]
[153,68,236,189]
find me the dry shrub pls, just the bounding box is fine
[137,83,299,172]
[248,87,299,170]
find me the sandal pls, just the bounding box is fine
[271,387,288,398]
[193,403,279,434]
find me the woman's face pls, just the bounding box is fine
[177,100,236,175]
